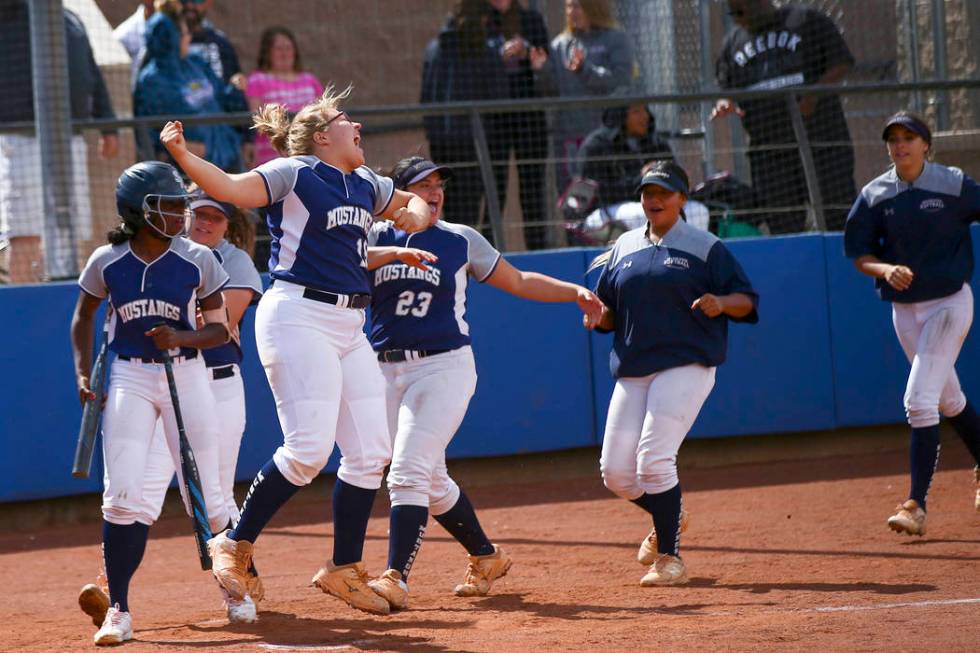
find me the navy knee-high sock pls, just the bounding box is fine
[387,505,428,580]
[433,491,494,556]
[103,521,150,613]
[230,460,301,544]
[332,479,378,566]
[631,484,683,556]
[909,425,941,510]
[948,401,980,465]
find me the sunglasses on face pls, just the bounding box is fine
[322,111,350,130]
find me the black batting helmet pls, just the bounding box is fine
[115,161,189,230]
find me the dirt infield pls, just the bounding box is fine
[3,431,979,652]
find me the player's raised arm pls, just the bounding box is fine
[161,121,268,208]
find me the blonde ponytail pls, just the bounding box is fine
[252,84,353,157]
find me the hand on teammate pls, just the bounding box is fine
[392,207,429,233]
[691,293,724,318]
[395,248,438,270]
[145,324,185,350]
[884,265,914,291]
[576,288,604,330]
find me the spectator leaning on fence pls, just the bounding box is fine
[245,26,324,169]
[113,0,155,90]
[0,0,118,284]
[577,101,673,209]
[529,0,634,191]
[135,2,247,173]
[713,0,856,234]
[421,0,510,242]
[484,0,550,250]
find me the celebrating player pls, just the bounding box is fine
[160,86,431,615]
[844,111,980,536]
[362,156,602,610]
[592,160,758,586]
[70,162,233,645]
[78,193,266,628]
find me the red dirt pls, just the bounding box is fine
[2,442,979,652]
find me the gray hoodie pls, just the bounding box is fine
[535,27,634,146]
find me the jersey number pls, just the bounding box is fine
[394,291,432,317]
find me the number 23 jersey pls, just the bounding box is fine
[368,221,501,351]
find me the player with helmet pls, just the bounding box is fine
[70,161,233,645]
[845,111,980,536]
[160,85,431,615]
[77,192,265,627]
[591,160,758,586]
[361,155,603,611]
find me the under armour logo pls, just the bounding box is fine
[622,260,633,269]
[884,208,895,216]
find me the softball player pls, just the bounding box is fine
[160,86,431,615]
[70,161,232,645]
[79,194,265,627]
[361,156,602,610]
[845,111,980,536]
[592,160,758,586]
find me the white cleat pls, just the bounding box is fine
[93,604,132,646]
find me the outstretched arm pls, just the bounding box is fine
[161,120,268,208]
[367,247,438,271]
[485,258,603,328]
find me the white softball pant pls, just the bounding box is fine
[141,364,247,526]
[600,364,716,499]
[100,356,228,531]
[380,347,478,513]
[257,282,391,488]
[892,283,973,428]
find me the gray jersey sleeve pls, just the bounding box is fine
[255,156,303,205]
[367,220,393,247]
[355,166,395,216]
[218,242,263,298]
[77,244,123,298]
[457,224,502,282]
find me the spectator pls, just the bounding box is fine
[245,26,323,168]
[181,0,241,84]
[529,0,634,190]
[485,0,549,250]
[577,102,673,208]
[421,0,509,240]
[713,0,856,233]
[0,0,118,284]
[113,0,155,90]
[134,2,246,173]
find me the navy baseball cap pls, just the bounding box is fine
[393,159,453,190]
[190,194,235,219]
[882,112,932,144]
[634,167,689,197]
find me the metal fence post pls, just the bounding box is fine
[469,108,506,251]
[931,0,949,130]
[786,94,826,232]
[698,0,716,178]
[29,0,77,280]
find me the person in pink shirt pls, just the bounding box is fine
[245,26,323,167]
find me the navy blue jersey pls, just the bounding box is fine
[256,156,394,294]
[367,220,501,351]
[202,239,263,368]
[595,220,759,378]
[79,238,229,359]
[844,162,980,303]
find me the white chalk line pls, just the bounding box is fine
[686,596,980,618]
[258,641,378,652]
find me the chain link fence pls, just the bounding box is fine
[2,0,979,283]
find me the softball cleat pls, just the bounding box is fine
[640,554,689,586]
[638,509,690,565]
[887,499,926,536]
[454,545,512,597]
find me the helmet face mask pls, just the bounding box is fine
[142,194,191,240]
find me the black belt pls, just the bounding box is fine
[209,364,235,380]
[301,286,371,309]
[377,348,453,363]
[119,350,198,364]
